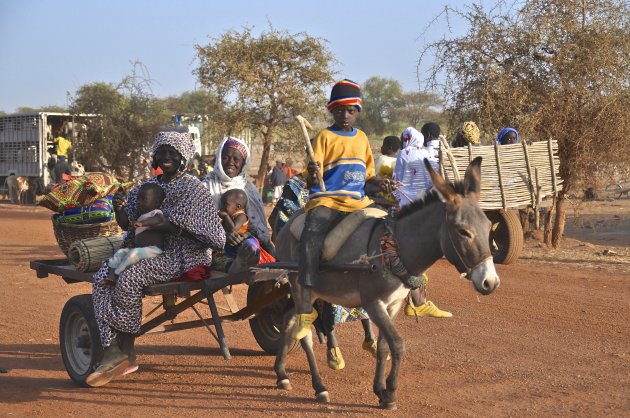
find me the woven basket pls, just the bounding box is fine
[52,217,124,257]
[68,235,124,272]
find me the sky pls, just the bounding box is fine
[0,0,483,114]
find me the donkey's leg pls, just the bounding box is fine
[274,309,296,391]
[363,304,404,410]
[299,332,330,403]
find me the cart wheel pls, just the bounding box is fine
[247,281,299,355]
[59,294,104,387]
[486,210,524,265]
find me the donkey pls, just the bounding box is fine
[273,157,500,409]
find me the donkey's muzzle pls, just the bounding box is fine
[470,257,500,295]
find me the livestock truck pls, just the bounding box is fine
[0,112,97,200]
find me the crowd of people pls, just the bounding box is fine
[83,77,521,386]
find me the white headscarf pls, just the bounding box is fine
[393,127,438,206]
[202,136,270,243]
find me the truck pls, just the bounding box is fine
[0,112,98,201]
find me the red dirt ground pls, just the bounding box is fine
[0,201,629,417]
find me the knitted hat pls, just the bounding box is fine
[151,131,196,162]
[327,79,362,111]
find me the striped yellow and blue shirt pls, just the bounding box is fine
[304,127,375,213]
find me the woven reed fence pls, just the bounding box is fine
[439,138,563,210]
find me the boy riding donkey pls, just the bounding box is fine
[292,80,418,340]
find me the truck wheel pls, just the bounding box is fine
[247,281,299,355]
[59,294,103,387]
[486,210,524,265]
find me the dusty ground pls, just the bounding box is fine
[0,198,629,417]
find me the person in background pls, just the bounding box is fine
[269,160,288,205]
[373,135,401,204]
[392,126,452,318]
[452,121,480,148]
[53,128,72,163]
[497,127,520,145]
[283,158,299,179]
[420,122,441,160]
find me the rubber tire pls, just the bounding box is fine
[486,210,524,265]
[59,294,104,387]
[247,281,299,355]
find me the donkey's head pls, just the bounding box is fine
[425,157,500,295]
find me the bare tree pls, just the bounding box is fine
[419,0,630,247]
[194,26,335,189]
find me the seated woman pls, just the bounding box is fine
[87,131,226,387]
[203,136,274,273]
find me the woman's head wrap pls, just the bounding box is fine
[151,131,196,162]
[459,121,480,145]
[401,127,424,150]
[223,137,248,161]
[497,127,520,145]
[327,79,362,112]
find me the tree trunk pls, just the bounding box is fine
[255,126,273,193]
[543,197,556,247]
[551,193,567,249]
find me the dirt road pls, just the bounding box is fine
[0,203,629,417]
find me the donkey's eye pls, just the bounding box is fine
[458,228,472,239]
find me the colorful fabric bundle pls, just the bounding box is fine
[332,305,370,324]
[39,172,120,212]
[53,196,115,225]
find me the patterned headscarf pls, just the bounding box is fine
[223,137,248,161]
[497,127,520,145]
[150,131,196,162]
[460,121,480,145]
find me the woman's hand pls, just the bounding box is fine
[112,189,127,212]
[226,231,245,247]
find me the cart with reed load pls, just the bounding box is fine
[439,138,563,264]
[30,237,374,387]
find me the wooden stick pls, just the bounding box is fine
[296,115,325,191]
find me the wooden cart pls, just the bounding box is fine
[30,259,296,386]
[30,259,374,387]
[440,138,563,264]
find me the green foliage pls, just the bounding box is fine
[194,26,335,188]
[69,63,171,178]
[357,76,445,140]
[357,77,404,137]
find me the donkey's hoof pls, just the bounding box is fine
[315,391,330,403]
[379,401,397,410]
[277,379,292,390]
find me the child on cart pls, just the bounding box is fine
[213,189,275,272]
[105,183,165,284]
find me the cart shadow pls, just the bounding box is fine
[0,372,375,414]
[0,343,374,413]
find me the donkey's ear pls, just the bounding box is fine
[463,156,482,201]
[424,159,459,205]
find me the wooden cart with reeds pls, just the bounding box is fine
[439,138,563,264]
